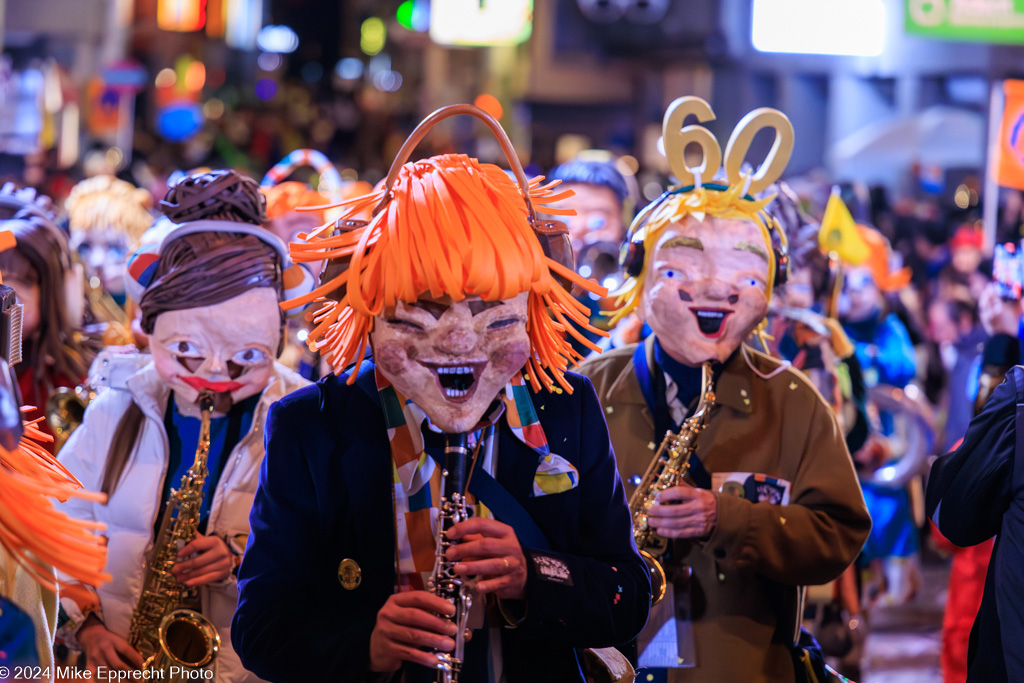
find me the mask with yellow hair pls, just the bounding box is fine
[65,175,153,298]
[614,97,794,366]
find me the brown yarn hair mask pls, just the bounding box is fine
[141,168,284,333]
[160,168,267,225]
[138,230,284,335]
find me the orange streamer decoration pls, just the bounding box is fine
[1,415,109,592]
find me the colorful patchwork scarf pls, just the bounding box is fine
[377,367,579,591]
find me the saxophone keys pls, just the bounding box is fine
[338,558,362,590]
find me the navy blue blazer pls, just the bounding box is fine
[231,362,651,682]
[927,366,1024,683]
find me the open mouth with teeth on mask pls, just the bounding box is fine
[689,308,733,339]
[420,361,487,403]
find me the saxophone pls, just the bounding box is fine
[128,390,221,679]
[629,361,716,604]
[428,433,474,683]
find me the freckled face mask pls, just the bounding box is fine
[372,293,530,434]
[284,104,608,398]
[642,216,770,365]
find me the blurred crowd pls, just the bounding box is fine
[0,132,1017,683]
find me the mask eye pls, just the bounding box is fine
[231,348,269,366]
[386,318,425,332]
[172,340,202,357]
[488,317,521,330]
[663,269,684,281]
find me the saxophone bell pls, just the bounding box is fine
[641,549,669,606]
[45,385,95,453]
[143,610,221,673]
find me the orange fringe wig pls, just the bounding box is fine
[0,415,110,592]
[284,153,607,394]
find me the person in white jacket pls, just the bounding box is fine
[57,170,312,682]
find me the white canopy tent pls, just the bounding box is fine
[829,106,986,187]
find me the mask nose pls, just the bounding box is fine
[699,277,734,302]
[203,354,229,378]
[435,324,479,357]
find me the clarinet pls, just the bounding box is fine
[428,433,473,683]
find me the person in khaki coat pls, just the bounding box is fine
[579,179,870,682]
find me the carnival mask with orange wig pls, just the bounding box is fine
[264,182,326,245]
[262,151,373,280]
[284,105,605,433]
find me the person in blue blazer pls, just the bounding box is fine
[231,108,651,683]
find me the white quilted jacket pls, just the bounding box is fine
[57,356,308,683]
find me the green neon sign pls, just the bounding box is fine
[906,0,1024,44]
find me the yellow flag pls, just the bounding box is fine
[818,192,869,265]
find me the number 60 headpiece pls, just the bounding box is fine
[614,96,795,324]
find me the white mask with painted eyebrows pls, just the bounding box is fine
[641,216,770,366]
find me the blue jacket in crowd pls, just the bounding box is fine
[844,312,917,389]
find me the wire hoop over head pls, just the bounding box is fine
[377,105,536,222]
[372,104,573,279]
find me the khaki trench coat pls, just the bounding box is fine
[579,339,870,682]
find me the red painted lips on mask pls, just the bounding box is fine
[180,376,244,394]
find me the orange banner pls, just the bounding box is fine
[85,78,120,136]
[995,80,1024,191]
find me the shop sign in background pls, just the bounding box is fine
[906,0,1024,44]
